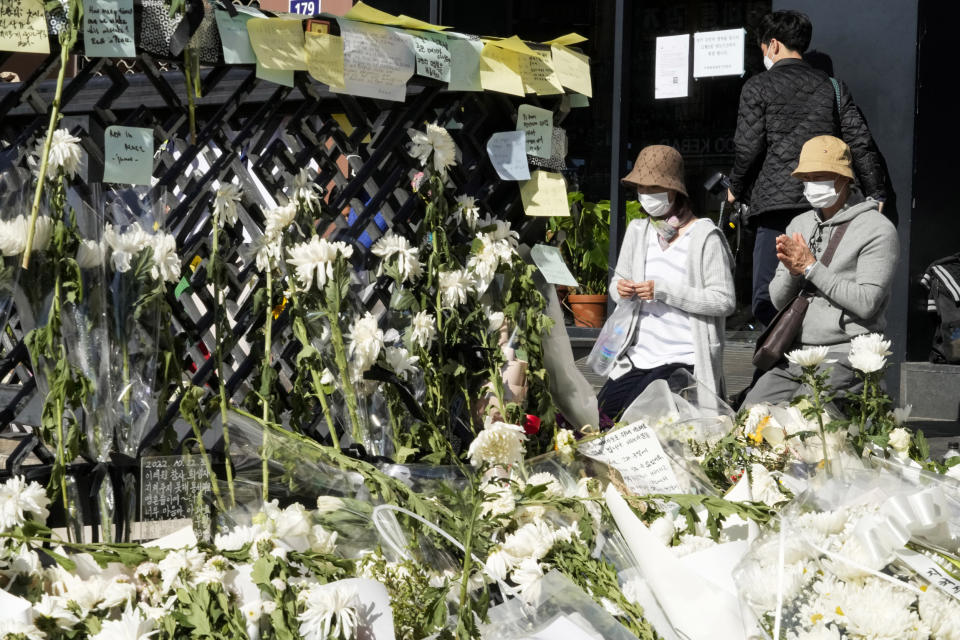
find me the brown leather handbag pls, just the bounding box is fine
[753,220,851,371]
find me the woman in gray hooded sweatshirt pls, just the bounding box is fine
[743,135,899,406]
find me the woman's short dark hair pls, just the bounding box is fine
[757,10,812,53]
[667,192,694,220]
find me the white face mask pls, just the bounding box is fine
[803,180,840,209]
[638,191,671,217]
[763,54,775,70]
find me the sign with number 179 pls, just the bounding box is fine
[290,0,320,14]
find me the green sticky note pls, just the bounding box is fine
[83,0,136,58]
[256,62,295,87]
[174,276,191,299]
[569,93,590,108]
[103,126,154,185]
[214,7,261,64]
[447,37,482,91]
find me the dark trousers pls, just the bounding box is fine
[751,209,805,328]
[597,363,693,421]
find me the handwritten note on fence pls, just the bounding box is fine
[579,420,683,495]
[520,49,563,95]
[83,0,135,58]
[336,18,414,102]
[407,30,450,83]
[103,126,153,185]
[140,455,212,524]
[516,104,553,159]
[0,0,50,53]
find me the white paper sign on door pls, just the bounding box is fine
[693,28,745,78]
[655,34,689,99]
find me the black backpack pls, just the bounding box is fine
[922,253,960,363]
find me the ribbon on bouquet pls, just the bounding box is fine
[853,487,951,569]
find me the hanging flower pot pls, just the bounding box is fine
[568,293,608,328]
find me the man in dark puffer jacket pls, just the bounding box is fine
[726,10,888,328]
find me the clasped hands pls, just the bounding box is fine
[617,279,655,300]
[776,232,816,276]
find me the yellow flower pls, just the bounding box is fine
[835,606,845,616]
[810,613,823,624]
[748,416,771,445]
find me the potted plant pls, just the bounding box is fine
[549,193,643,328]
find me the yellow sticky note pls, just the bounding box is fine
[490,35,536,57]
[479,43,524,97]
[521,171,569,217]
[305,31,344,87]
[0,0,50,53]
[521,49,564,95]
[543,33,588,47]
[551,44,592,98]
[247,17,306,71]
[331,113,372,143]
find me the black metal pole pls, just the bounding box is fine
[608,0,629,313]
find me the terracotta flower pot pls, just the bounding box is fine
[568,293,608,328]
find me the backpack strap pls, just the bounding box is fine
[829,77,842,107]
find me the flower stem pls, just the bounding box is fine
[22,35,72,268]
[261,269,273,501]
[210,216,235,508]
[184,411,226,514]
[328,314,363,445]
[457,485,483,634]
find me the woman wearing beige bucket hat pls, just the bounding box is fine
[597,145,736,420]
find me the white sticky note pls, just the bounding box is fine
[83,0,136,58]
[655,34,689,99]
[335,18,414,102]
[531,244,578,287]
[406,29,450,83]
[214,7,263,65]
[693,28,745,78]
[486,131,530,181]
[447,36,482,91]
[103,126,153,185]
[516,104,553,159]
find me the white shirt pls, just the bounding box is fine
[625,230,696,369]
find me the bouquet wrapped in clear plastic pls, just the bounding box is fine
[735,466,960,639]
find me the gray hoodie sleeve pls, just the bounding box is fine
[769,217,806,310]
[653,230,736,317]
[806,218,899,319]
[608,220,644,305]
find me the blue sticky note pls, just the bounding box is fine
[103,126,154,185]
[256,62,295,88]
[83,0,136,58]
[214,8,261,65]
[486,130,530,181]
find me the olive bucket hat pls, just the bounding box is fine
[620,145,688,197]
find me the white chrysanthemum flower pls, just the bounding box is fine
[104,222,150,273]
[267,502,313,553]
[76,238,105,268]
[407,310,436,349]
[438,268,473,307]
[848,349,887,373]
[315,496,344,513]
[453,194,481,229]
[823,575,926,638]
[298,584,359,640]
[0,476,51,531]
[286,236,353,292]
[213,183,242,227]
[264,202,298,239]
[849,332,893,357]
[789,622,844,640]
[620,578,647,607]
[407,123,457,176]
[292,168,323,209]
[555,428,575,461]
[485,309,506,335]
[347,312,384,374]
[888,427,911,453]
[371,231,422,283]
[0,619,45,640]
[892,404,913,426]
[43,128,83,179]
[786,345,834,368]
[479,480,515,518]
[255,236,282,273]
[384,345,419,380]
[467,417,527,467]
[157,547,207,594]
[0,215,54,256]
[33,593,81,629]
[510,556,545,598]
[213,524,263,551]
[526,472,563,497]
[89,604,156,640]
[481,219,520,250]
[919,586,960,640]
[148,232,180,283]
[309,524,338,555]
[483,548,514,582]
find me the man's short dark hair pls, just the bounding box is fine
[757,11,812,53]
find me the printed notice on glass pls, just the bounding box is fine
[0,0,50,53]
[335,18,415,102]
[103,126,154,185]
[654,34,689,99]
[693,28,745,78]
[579,420,683,495]
[84,0,136,58]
